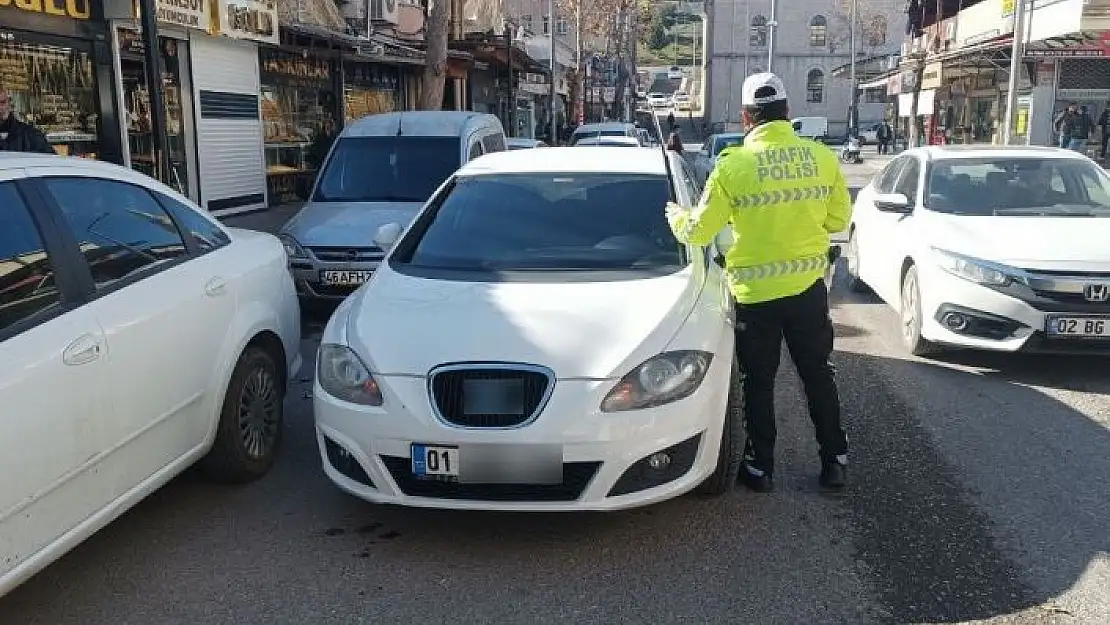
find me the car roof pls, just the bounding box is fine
[0,153,199,201]
[342,111,499,138]
[457,147,667,176]
[907,145,1091,162]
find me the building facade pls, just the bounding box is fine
[707,0,905,135]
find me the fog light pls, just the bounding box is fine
[647,452,672,470]
[942,312,969,331]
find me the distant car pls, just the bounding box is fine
[672,92,692,111]
[692,132,744,183]
[313,147,743,511]
[569,122,639,145]
[0,153,302,598]
[668,66,683,80]
[507,138,548,150]
[572,136,642,147]
[791,116,829,141]
[846,145,1110,356]
[647,93,669,109]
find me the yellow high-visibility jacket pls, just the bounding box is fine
[667,120,852,304]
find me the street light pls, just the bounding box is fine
[767,0,778,72]
[848,0,860,138]
[548,0,557,144]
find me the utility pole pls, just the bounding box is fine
[548,0,557,144]
[849,0,860,138]
[575,0,581,126]
[1002,0,1029,144]
[767,0,778,72]
[138,0,169,186]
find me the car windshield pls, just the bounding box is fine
[313,136,459,203]
[712,136,743,155]
[394,173,686,272]
[926,157,1110,216]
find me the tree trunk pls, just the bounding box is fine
[907,61,924,147]
[421,0,450,110]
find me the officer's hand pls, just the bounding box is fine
[664,201,685,218]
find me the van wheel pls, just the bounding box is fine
[697,357,744,496]
[198,346,285,483]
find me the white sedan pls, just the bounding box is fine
[845,145,1110,356]
[0,154,302,597]
[313,147,742,511]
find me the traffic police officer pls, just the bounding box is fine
[665,73,852,492]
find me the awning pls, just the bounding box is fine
[901,36,1013,71]
[830,53,900,81]
[450,37,548,74]
[859,71,899,89]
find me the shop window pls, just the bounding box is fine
[0,183,61,335]
[806,69,824,103]
[0,38,100,159]
[344,63,400,123]
[42,177,188,290]
[118,30,191,197]
[750,15,768,48]
[810,16,827,48]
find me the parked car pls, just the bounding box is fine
[791,116,829,141]
[672,92,692,111]
[313,147,743,511]
[0,154,302,598]
[845,145,1110,356]
[692,132,744,183]
[668,66,683,80]
[647,93,670,109]
[572,136,643,147]
[568,122,640,145]
[279,111,507,302]
[507,138,548,150]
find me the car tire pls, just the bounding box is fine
[845,229,868,293]
[198,346,285,483]
[900,265,938,357]
[696,356,744,496]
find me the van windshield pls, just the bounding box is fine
[313,136,460,203]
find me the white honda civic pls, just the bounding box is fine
[846,145,1110,356]
[313,147,743,511]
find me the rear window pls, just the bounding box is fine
[570,129,629,145]
[393,173,686,274]
[314,136,459,203]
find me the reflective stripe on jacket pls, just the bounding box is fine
[666,120,852,304]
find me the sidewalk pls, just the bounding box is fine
[219,202,302,235]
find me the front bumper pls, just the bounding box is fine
[312,355,732,512]
[918,265,1110,354]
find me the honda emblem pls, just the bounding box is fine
[1083,283,1110,303]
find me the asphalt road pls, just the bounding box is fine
[3,261,1108,624]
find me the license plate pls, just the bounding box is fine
[320,270,372,286]
[1045,315,1110,338]
[411,444,459,478]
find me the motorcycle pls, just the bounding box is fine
[839,136,863,164]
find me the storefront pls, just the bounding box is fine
[259,46,341,203]
[1,0,123,163]
[343,60,400,122]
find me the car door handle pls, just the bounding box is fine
[205,277,228,297]
[63,334,103,366]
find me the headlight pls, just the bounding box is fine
[279,234,307,259]
[932,248,1017,287]
[600,350,713,412]
[316,344,383,406]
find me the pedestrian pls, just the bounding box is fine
[0,87,54,154]
[876,120,893,155]
[666,132,683,154]
[1098,102,1110,159]
[664,72,851,492]
[1054,103,1089,151]
[666,110,675,132]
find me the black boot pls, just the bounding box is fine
[819,459,847,490]
[738,464,774,493]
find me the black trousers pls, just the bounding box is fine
[734,279,847,475]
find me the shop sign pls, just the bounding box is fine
[260,48,331,84]
[152,0,209,31]
[345,63,399,91]
[920,63,944,90]
[0,0,92,20]
[955,0,1015,46]
[1057,88,1110,99]
[216,0,278,45]
[1025,30,1110,57]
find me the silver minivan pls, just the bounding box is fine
[279,111,506,300]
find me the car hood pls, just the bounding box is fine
[345,267,704,378]
[922,213,1110,270]
[281,201,424,248]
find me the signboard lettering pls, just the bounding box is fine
[0,0,91,20]
[216,0,278,44]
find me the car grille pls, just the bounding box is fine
[429,365,552,428]
[380,456,600,502]
[307,246,384,263]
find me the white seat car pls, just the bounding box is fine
[845,145,1110,356]
[0,155,301,597]
[313,147,743,511]
[647,93,669,109]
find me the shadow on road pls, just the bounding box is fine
[834,345,1110,623]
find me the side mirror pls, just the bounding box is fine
[874,192,913,213]
[373,222,403,251]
